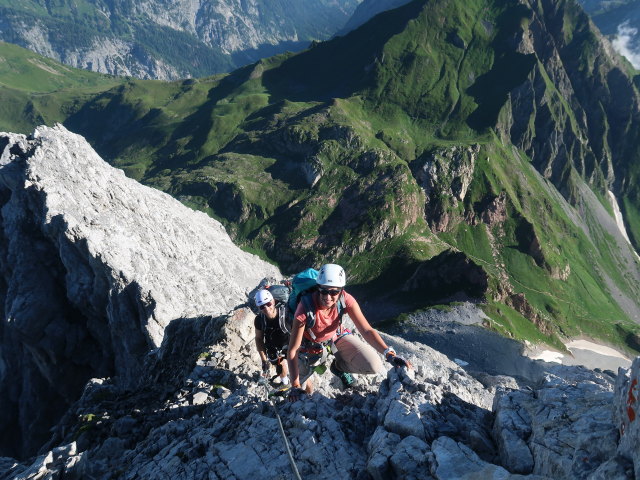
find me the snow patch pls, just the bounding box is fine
[608,190,631,243]
[525,338,632,370]
[566,339,631,361]
[529,350,564,363]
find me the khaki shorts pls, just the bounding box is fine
[299,334,384,378]
[333,334,384,374]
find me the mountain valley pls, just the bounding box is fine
[2,0,640,476]
[2,0,640,354]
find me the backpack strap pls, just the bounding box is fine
[260,303,291,335]
[277,303,290,334]
[300,293,317,339]
[300,291,348,341]
[335,292,348,336]
[258,312,267,332]
[337,292,346,319]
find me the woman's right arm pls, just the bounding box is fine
[287,319,305,387]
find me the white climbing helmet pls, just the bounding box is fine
[317,264,346,288]
[255,289,274,307]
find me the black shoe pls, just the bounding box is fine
[330,361,356,388]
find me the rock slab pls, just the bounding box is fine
[0,124,279,458]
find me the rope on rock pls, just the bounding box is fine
[259,379,303,480]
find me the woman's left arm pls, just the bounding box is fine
[347,299,413,369]
[347,301,389,354]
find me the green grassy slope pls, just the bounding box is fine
[0,41,124,131]
[1,0,640,354]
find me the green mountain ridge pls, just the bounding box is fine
[1,0,640,356]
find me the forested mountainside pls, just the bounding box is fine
[2,0,640,358]
[0,0,361,80]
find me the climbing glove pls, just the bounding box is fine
[287,387,306,402]
[385,347,411,368]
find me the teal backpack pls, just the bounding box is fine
[287,268,319,314]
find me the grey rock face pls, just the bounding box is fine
[615,356,640,477]
[7,309,634,480]
[0,125,279,458]
[493,366,622,479]
[413,145,479,232]
[7,300,637,480]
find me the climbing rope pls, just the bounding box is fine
[259,378,303,480]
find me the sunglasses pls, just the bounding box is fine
[318,287,342,297]
[259,302,273,309]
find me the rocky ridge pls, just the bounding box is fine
[501,0,640,195]
[0,124,280,459]
[0,125,638,479]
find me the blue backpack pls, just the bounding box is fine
[287,268,319,314]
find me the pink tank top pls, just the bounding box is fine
[294,290,357,343]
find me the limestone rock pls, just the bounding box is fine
[0,0,361,80]
[0,124,279,458]
[4,300,640,480]
[414,145,479,232]
[430,436,547,480]
[493,366,620,479]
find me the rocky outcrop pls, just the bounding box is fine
[2,302,639,480]
[615,355,640,476]
[61,37,183,80]
[499,0,640,197]
[0,125,279,459]
[494,368,619,478]
[413,145,479,232]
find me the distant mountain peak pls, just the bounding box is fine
[0,0,362,80]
